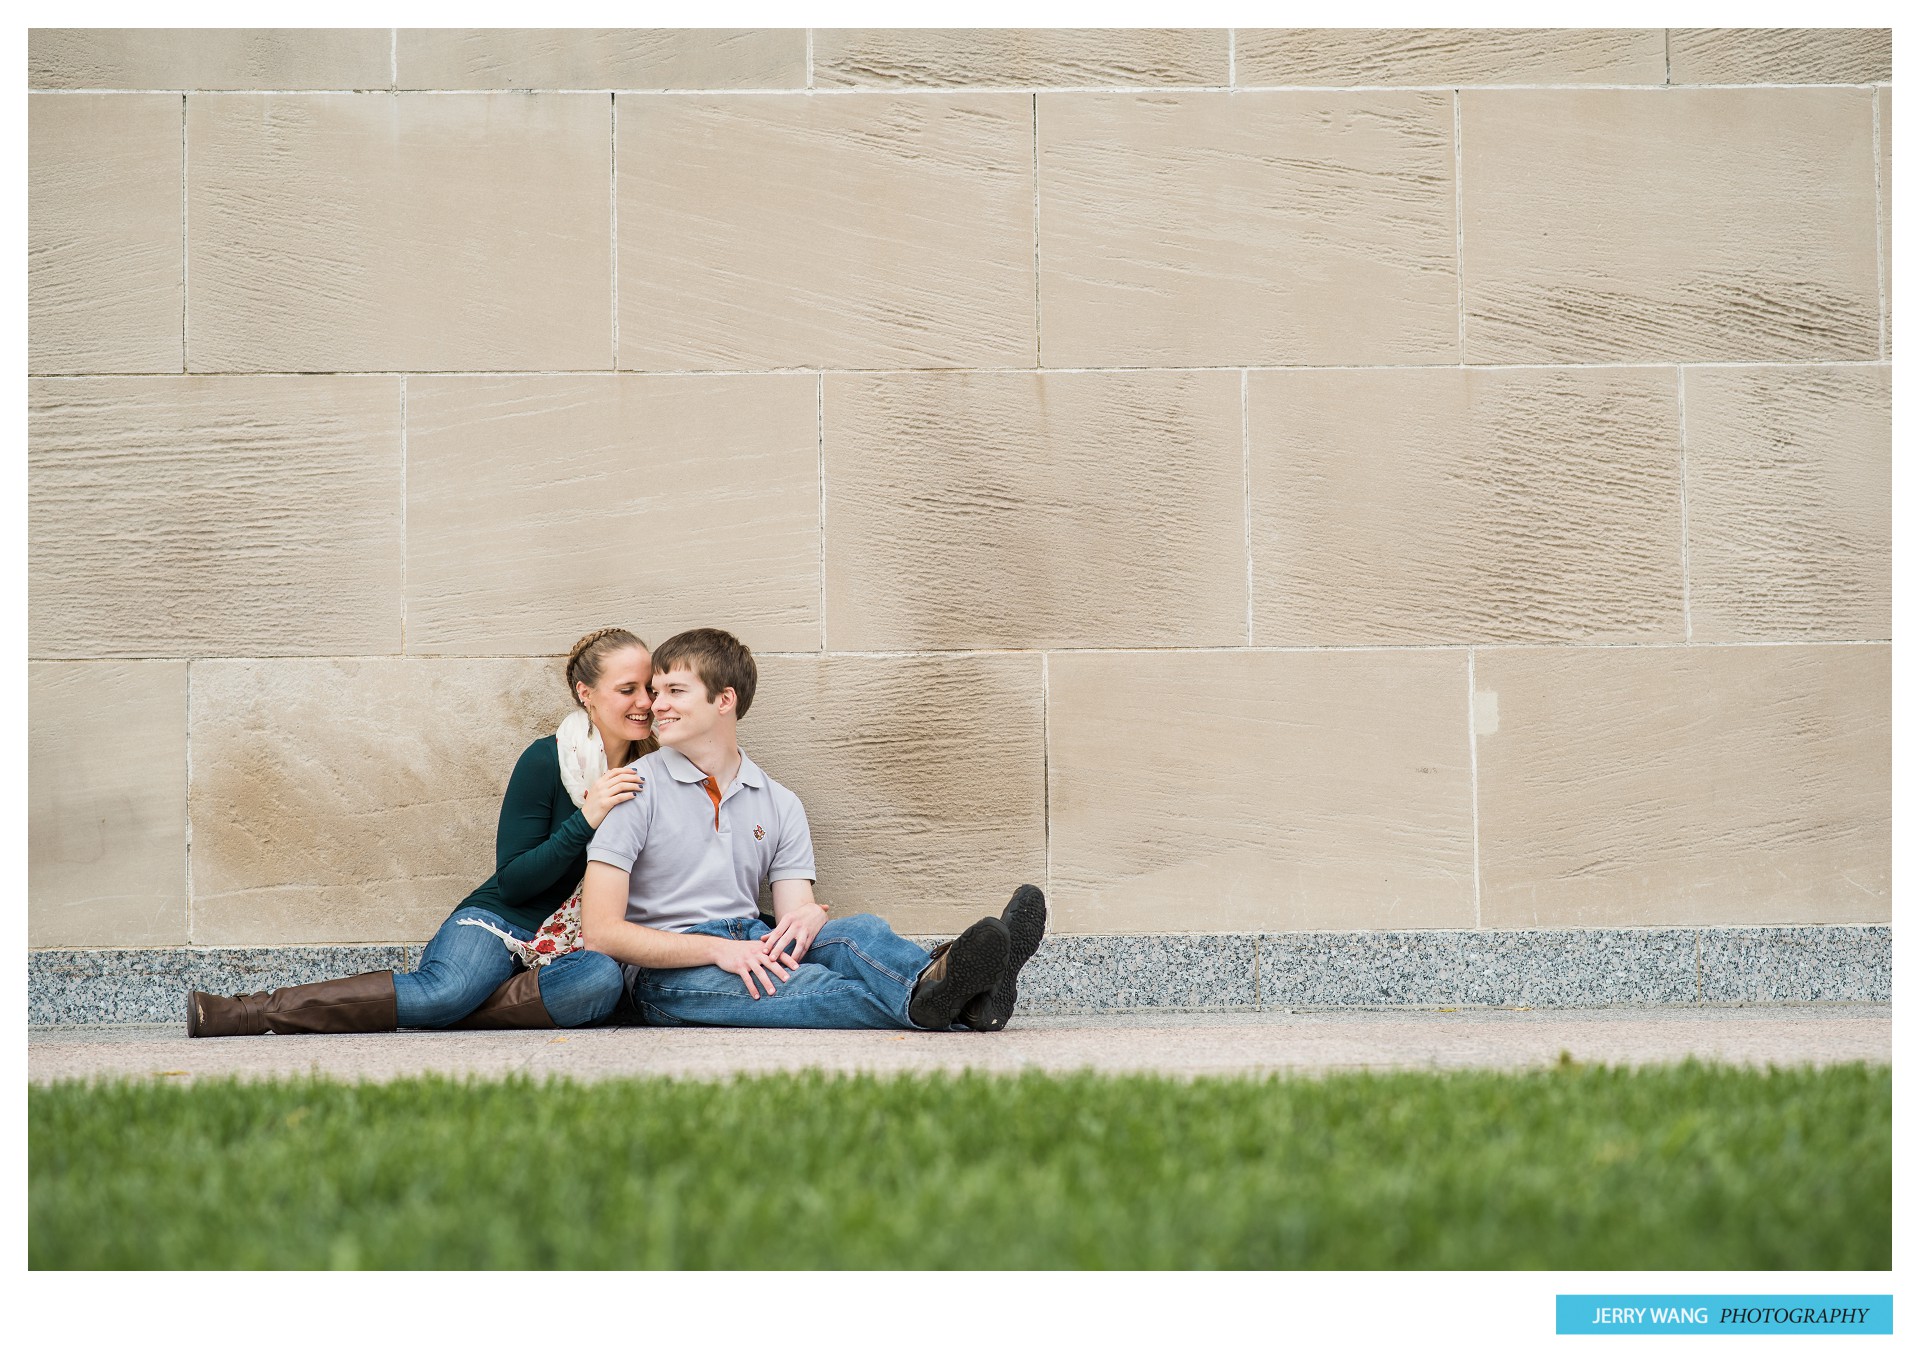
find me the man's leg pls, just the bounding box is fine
[799,910,1025,1032]
[805,891,1050,1033]
[628,918,933,1030]
[790,913,927,1013]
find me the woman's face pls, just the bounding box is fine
[578,646,653,746]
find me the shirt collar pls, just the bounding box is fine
[658,744,765,790]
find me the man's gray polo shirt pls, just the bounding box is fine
[585,744,815,933]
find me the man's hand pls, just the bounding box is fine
[761,900,829,963]
[711,939,798,998]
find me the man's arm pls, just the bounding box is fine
[758,789,824,960]
[580,861,797,997]
[761,878,829,961]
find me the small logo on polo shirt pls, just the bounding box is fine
[754,825,766,840]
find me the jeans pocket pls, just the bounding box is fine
[638,1001,688,1027]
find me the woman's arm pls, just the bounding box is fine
[488,741,596,905]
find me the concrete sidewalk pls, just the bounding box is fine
[29,1005,1890,1084]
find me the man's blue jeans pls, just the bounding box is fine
[624,912,934,1031]
[395,905,625,1029]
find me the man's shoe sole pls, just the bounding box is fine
[908,917,1010,1030]
[963,884,1047,1032]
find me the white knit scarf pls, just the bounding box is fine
[454,711,605,969]
[552,709,605,811]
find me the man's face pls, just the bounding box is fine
[649,664,727,748]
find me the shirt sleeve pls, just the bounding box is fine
[767,789,816,883]
[491,740,596,906]
[586,780,652,873]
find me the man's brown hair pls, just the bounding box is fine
[651,627,758,721]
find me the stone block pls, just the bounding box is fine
[1258,928,1701,1008]
[28,28,393,90]
[1048,650,1476,933]
[1475,645,1891,928]
[1250,367,1684,646]
[397,28,805,89]
[1668,29,1891,85]
[30,661,188,948]
[188,658,573,945]
[29,93,183,374]
[405,374,820,654]
[187,93,610,372]
[813,29,1228,87]
[1235,29,1665,86]
[1008,934,1260,1010]
[1461,89,1881,362]
[618,93,1033,370]
[1683,366,1890,641]
[823,371,1245,649]
[1039,91,1458,367]
[1699,925,1890,1003]
[28,376,403,657]
[744,654,1046,935]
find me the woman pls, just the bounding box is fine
[187,628,653,1036]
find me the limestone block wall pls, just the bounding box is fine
[28,29,1891,957]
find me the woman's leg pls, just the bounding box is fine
[393,908,522,1028]
[188,945,409,1041]
[187,969,398,1037]
[429,924,625,1031]
[531,950,627,1027]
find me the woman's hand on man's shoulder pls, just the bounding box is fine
[583,766,644,829]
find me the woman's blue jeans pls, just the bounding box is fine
[394,905,625,1029]
[625,912,932,1030]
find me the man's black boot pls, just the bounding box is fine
[961,884,1047,1032]
[907,916,1009,1030]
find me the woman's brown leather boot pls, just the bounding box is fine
[187,971,397,1037]
[445,970,556,1030]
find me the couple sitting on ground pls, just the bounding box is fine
[188,626,1046,1038]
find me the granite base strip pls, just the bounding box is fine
[1258,928,1702,1009]
[902,933,1261,1011]
[26,926,1890,1025]
[1007,934,1261,1011]
[29,945,412,1027]
[1700,926,1891,1003]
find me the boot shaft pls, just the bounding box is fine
[445,969,554,1030]
[187,970,396,1037]
[264,970,397,1034]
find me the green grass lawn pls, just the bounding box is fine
[30,1062,1889,1270]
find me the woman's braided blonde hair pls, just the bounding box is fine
[565,627,652,765]
[565,627,646,708]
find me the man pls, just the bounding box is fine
[581,627,1046,1031]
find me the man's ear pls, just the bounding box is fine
[714,686,738,718]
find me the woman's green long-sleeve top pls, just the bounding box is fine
[453,736,594,931]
